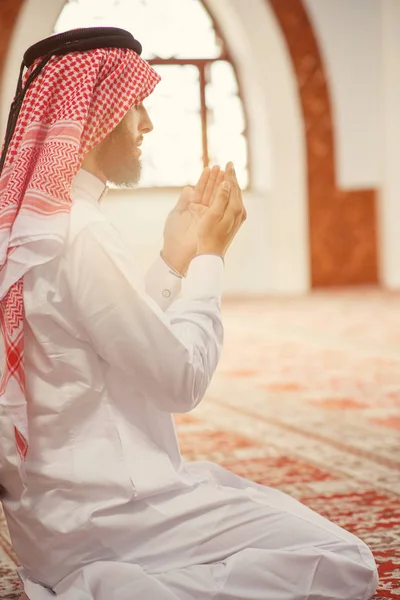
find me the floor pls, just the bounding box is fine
[1,290,399,598]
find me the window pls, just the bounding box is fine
[55,0,249,188]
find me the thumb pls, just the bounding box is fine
[176,186,193,211]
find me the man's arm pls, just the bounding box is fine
[66,222,224,414]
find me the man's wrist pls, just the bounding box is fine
[160,250,188,277]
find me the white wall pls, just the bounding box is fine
[1,0,310,294]
[304,0,381,190]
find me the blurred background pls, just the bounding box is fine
[1,0,399,296]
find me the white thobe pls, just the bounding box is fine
[0,170,378,599]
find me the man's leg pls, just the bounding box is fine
[21,473,379,599]
[156,536,377,600]
[22,547,377,600]
[24,563,183,600]
[218,546,377,599]
[22,527,377,600]
[153,474,378,599]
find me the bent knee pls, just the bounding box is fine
[322,540,378,600]
[354,540,379,600]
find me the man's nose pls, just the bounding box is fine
[141,108,154,134]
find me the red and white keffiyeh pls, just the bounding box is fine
[0,46,160,463]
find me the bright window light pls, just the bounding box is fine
[55,0,249,189]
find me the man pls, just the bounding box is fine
[0,28,378,600]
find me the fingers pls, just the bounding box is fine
[225,162,246,222]
[202,165,221,206]
[194,162,246,229]
[197,163,247,257]
[193,165,225,207]
[193,167,211,204]
[207,180,231,221]
[225,162,239,193]
[210,169,225,205]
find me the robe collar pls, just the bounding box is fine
[71,168,109,204]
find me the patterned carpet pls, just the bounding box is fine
[1,290,399,598]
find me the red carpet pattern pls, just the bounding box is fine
[1,291,399,598]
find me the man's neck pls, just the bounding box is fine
[81,155,107,184]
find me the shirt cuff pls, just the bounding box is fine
[145,255,183,310]
[182,254,225,301]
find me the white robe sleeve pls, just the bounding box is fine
[144,255,182,310]
[66,222,224,413]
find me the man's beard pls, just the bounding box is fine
[95,118,142,187]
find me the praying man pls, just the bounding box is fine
[0,27,378,600]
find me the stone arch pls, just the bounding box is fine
[269,0,378,286]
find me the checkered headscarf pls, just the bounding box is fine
[0,44,160,463]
